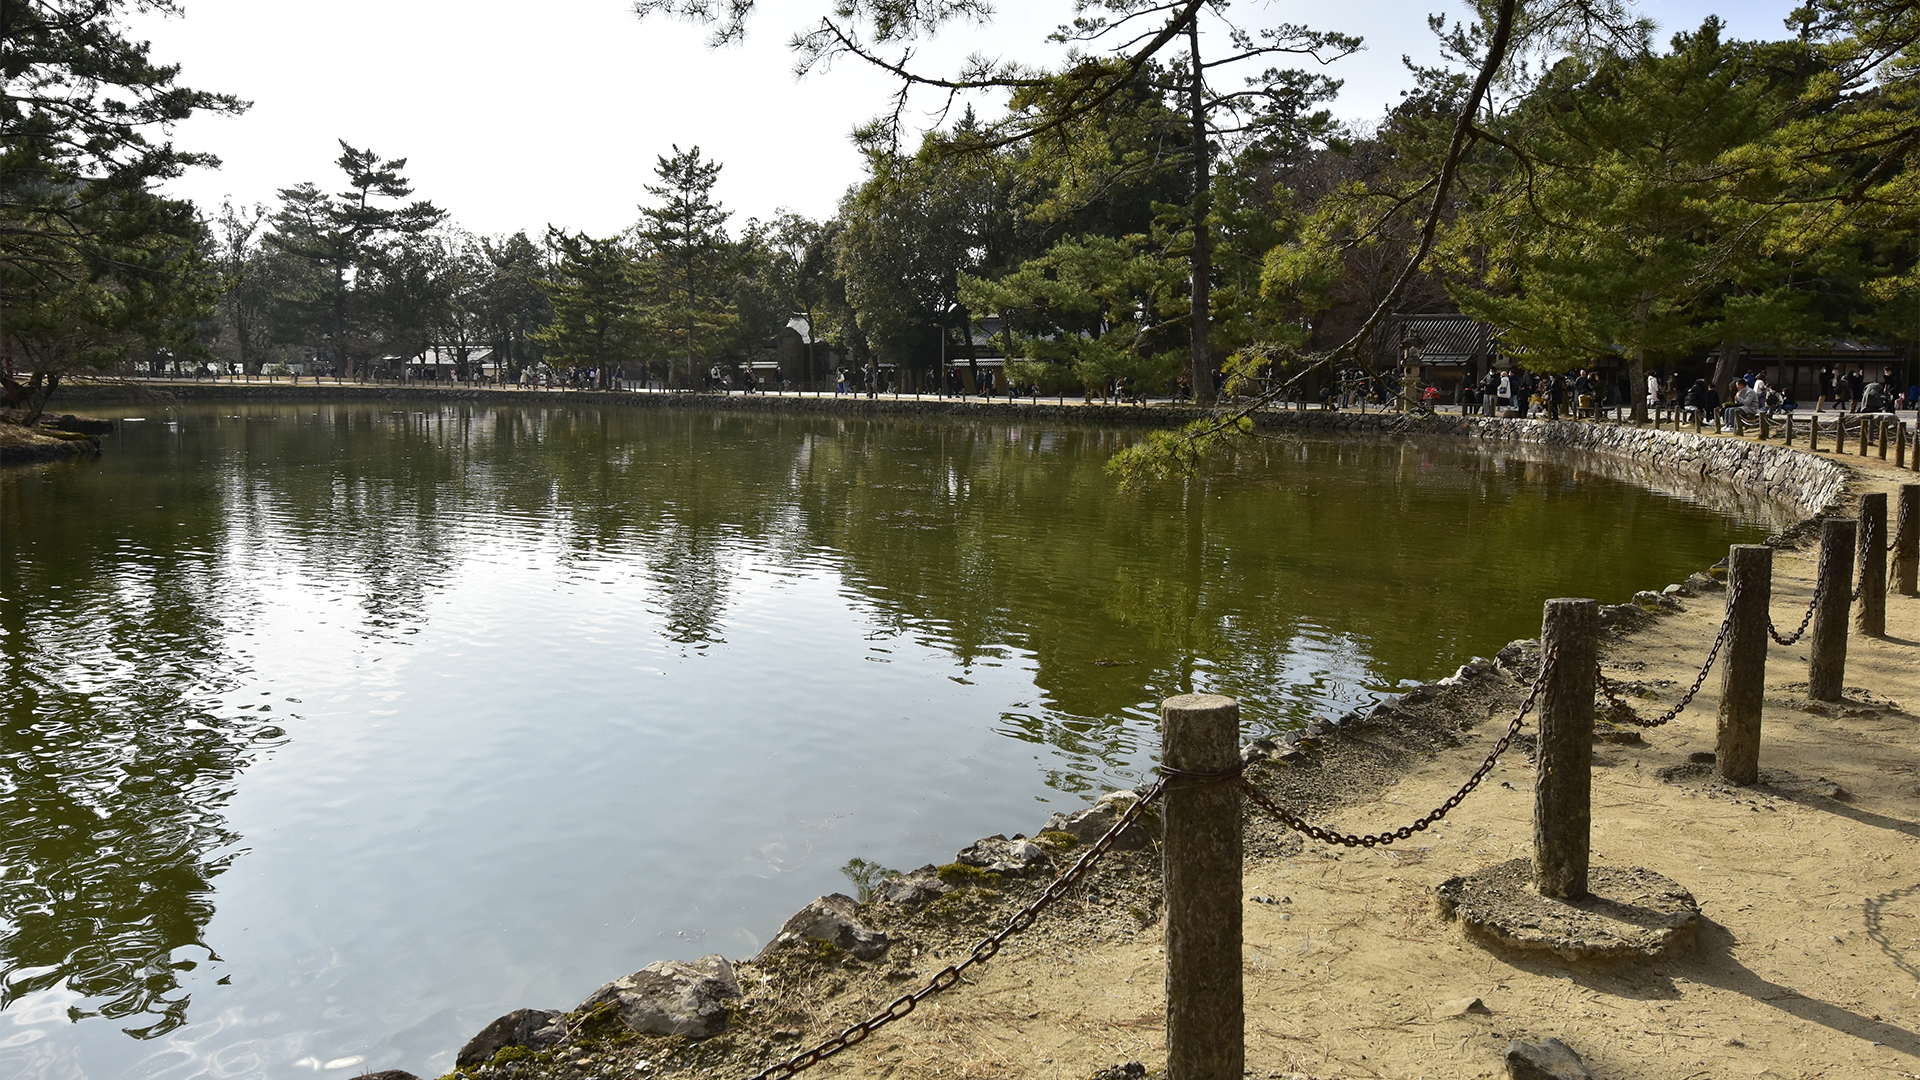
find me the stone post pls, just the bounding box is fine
[1898,485,1919,598]
[1809,518,1857,702]
[1857,493,1888,638]
[1536,599,1597,900]
[1717,545,1772,786]
[1161,693,1242,1080]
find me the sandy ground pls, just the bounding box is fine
[486,455,1920,1080]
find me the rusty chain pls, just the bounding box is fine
[741,778,1168,1080]
[1595,578,1736,727]
[1596,584,1734,729]
[1770,541,1829,646]
[1856,511,1877,602]
[1240,645,1557,849]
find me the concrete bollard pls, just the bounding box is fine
[1809,519,1857,702]
[1857,493,1888,638]
[1899,485,1919,598]
[1536,599,1598,900]
[1161,693,1243,1080]
[1717,545,1772,786]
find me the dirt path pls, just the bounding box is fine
[492,458,1919,1080]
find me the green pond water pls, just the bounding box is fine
[0,401,1787,1078]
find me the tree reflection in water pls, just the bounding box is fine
[0,401,1788,1051]
[1,463,280,1039]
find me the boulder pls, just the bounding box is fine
[954,834,1054,877]
[455,1008,566,1068]
[870,864,954,908]
[756,893,889,961]
[580,955,741,1038]
[1506,1037,1593,1080]
[1041,791,1159,851]
[1240,737,1280,765]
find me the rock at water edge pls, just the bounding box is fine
[756,893,890,961]
[955,835,1054,876]
[456,1008,566,1068]
[581,955,741,1038]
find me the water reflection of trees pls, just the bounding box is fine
[0,457,274,1038]
[0,403,1775,1042]
[226,402,1767,738]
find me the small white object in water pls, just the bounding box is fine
[323,1057,365,1070]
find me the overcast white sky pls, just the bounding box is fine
[132,0,1804,241]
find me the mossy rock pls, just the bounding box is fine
[1033,830,1080,851]
[935,862,1001,885]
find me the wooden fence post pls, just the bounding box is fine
[1162,693,1243,1080]
[1785,413,1794,446]
[1809,519,1857,702]
[1717,545,1772,786]
[1860,416,1871,456]
[1897,420,1907,468]
[1880,417,1891,460]
[1857,493,1888,638]
[1898,484,1919,598]
[1536,599,1598,900]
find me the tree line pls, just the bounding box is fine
[6,0,1920,430]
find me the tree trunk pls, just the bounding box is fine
[21,371,59,427]
[1187,16,1215,406]
[959,303,980,391]
[1629,294,1650,424]
[1710,339,1740,399]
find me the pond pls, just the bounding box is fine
[0,401,1787,1078]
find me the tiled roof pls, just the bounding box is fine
[1399,314,1493,360]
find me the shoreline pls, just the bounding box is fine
[52,378,1869,518]
[428,465,1917,1080]
[40,381,1920,1078]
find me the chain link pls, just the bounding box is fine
[1856,512,1877,602]
[1595,581,1735,728]
[742,778,1168,1080]
[1770,542,1829,646]
[1596,590,1733,729]
[1239,645,1557,849]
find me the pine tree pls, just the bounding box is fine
[535,229,641,385]
[265,142,444,379]
[637,146,736,389]
[1447,20,1799,420]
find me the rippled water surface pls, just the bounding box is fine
[0,401,1785,1077]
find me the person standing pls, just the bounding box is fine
[1646,371,1660,410]
[1846,367,1866,412]
[1817,365,1835,412]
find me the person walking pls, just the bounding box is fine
[1817,365,1835,412]
[1846,368,1865,412]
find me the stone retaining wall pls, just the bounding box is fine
[62,381,1854,517]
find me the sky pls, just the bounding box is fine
[131,0,1806,241]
